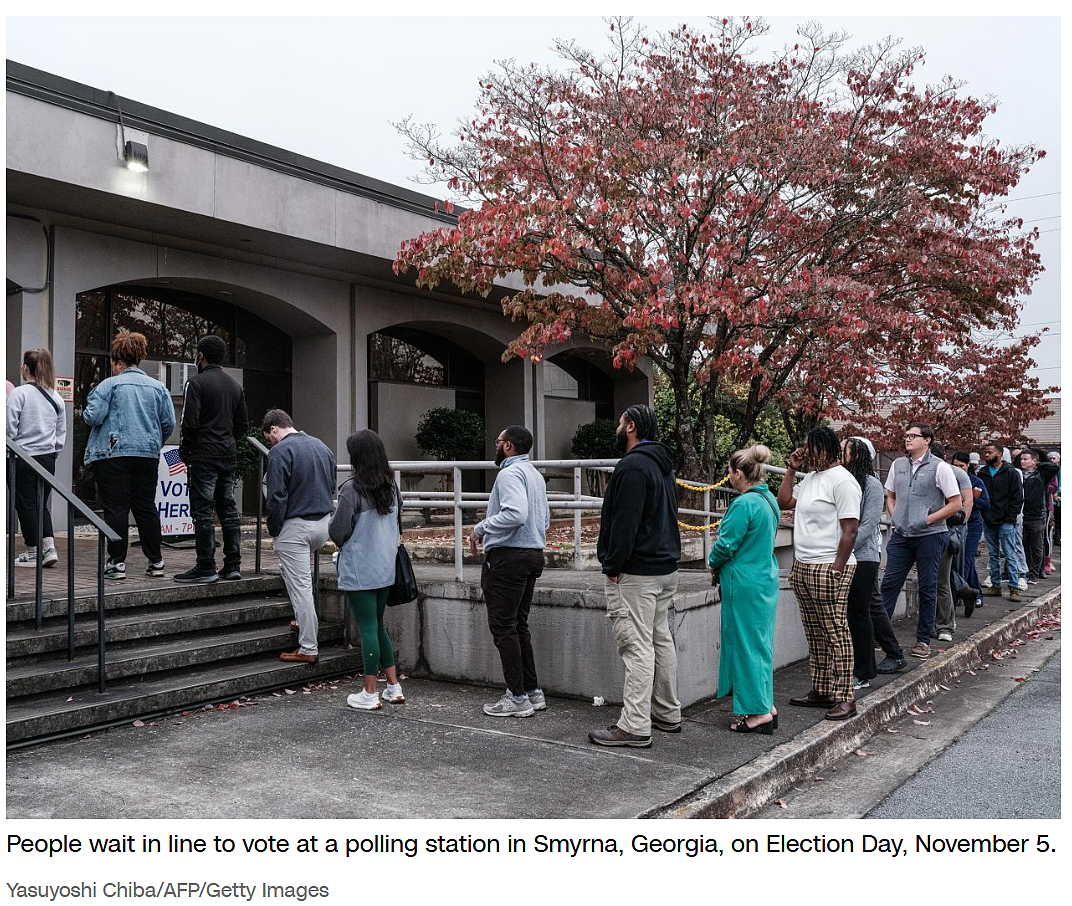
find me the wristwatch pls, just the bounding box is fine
[830,568,844,580]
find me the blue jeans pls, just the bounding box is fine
[187,461,241,573]
[983,522,1020,588]
[961,520,984,593]
[881,530,949,645]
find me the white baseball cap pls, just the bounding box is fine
[850,436,876,462]
[969,452,981,465]
[1048,451,1060,463]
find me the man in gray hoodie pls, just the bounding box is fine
[469,424,550,718]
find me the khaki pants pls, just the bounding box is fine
[604,572,681,736]
[275,515,330,656]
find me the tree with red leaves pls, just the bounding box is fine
[393,17,1045,477]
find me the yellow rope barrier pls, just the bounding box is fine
[675,472,732,530]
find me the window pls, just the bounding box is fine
[370,333,446,386]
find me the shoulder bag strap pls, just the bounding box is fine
[33,384,63,416]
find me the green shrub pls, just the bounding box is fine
[570,418,619,459]
[415,407,485,461]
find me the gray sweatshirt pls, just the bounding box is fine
[474,453,550,551]
[330,481,400,591]
[6,384,67,456]
[853,474,884,563]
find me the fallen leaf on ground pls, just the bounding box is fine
[66,696,74,703]
[132,720,145,727]
[776,799,788,809]
[912,719,931,726]
[180,711,191,717]
[939,684,951,691]
[1014,677,1026,682]
[885,728,900,734]
[968,669,977,675]
[284,689,296,695]
[854,749,875,757]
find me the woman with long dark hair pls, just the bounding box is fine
[840,437,883,689]
[777,426,861,720]
[6,348,66,568]
[329,429,405,710]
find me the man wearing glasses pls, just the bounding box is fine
[880,423,963,659]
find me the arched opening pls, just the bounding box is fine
[73,283,292,505]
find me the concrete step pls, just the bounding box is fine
[5,573,286,623]
[6,645,365,744]
[6,622,345,698]
[6,595,296,660]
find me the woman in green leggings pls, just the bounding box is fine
[329,430,405,710]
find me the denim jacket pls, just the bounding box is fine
[83,367,176,464]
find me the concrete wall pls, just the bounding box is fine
[374,382,456,462]
[543,397,597,460]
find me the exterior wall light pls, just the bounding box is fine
[123,140,149,172]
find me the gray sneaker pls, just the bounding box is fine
[483,692,534,718]
[527,689,547,711]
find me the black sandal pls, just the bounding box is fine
[729,715,775,735]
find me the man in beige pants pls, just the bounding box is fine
[590,405,682,749]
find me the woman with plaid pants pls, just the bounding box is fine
[776,427,862,720]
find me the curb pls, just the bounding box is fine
[642,587,1062,819]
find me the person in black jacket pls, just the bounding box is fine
[977,442,1024,600]
[175,335,249,583]
[589,405,681,749]
[1019,447,1059,582]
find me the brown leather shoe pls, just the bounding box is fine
[279,649,318,664]
[824,700,857,721]
[789,690,837,708]
[289,620,299,633]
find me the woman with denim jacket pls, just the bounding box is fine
[83,331,175,580]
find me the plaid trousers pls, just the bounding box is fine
[790,560,856,702]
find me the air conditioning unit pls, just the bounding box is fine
[168,362,198,397]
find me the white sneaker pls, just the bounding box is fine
[527,689,547,711]
[346,690,383,711]
[937,630,954,642]
[41,546,59,567]
[853,677,870,690]
[483,692,534,718]
[381,683,405,704]
[14,550,39,568]
[981,575,992,589]
[1018,578,1028,591]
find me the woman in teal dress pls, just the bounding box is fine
[708,444,781,734]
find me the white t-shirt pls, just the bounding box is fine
[793,465,863,565]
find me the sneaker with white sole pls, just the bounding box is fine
[483,692,534,718]
[853,676,870,690]
[937,630,953,642]
[41,546,58,567]
[103,561,126,581]
[527,689,547,711]
[14,550,41,568]
[145,561,165,577]
[1018,578,1028,591]
[981,575,992,589]
[346,690,383,711]
[381,683,405,704]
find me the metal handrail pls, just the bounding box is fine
[6,435,120,693]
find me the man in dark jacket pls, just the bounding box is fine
[263,409,336,663]
[589,404,681,749]
[977,442,1024,600]
[175,335,249,583]
[1019,447,1059,582]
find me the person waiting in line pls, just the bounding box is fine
[1047,451,1060,548]
[707,445,781,734]
[468,425,550,719]
[880,423,962,660]
[1044,464,1058,575]
[840,437,882,691]
[952,450,989,615]
[589,405,682,748]
[776,427,861,720]
[1019,447,1059,584]
[82,331,175,579]
[262,409,336,664]
[331,429,406,711]
[7,348,66,568]
[1009,448,1029,592]
[977,441,1024,602]
[933,441,972,644]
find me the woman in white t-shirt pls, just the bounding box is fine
[776,427,861,720]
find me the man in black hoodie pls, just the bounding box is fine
[977,442,1024,601]
[175,335,249,584]
[590,405,681,749]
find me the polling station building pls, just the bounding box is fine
[6,61,652,510]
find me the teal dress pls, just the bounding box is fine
[708,484,780,715]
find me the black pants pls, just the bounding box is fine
[480,546,544,695]
[94,457,163,565]
[1023,518,1047,580]
[187,461,241,573]
[847,560,879,681]
[14,452,57,547]
[1053,503,1060,546]
[869,570,903,661]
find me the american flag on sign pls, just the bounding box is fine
[164,449,186,476]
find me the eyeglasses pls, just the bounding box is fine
[903,433,924,440]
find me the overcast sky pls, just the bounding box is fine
[5,14,1061,388]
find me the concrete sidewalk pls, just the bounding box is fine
[6,571,1060,819]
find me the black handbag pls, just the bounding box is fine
[386,489,418,607]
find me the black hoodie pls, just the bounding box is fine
[597,441,681,577]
